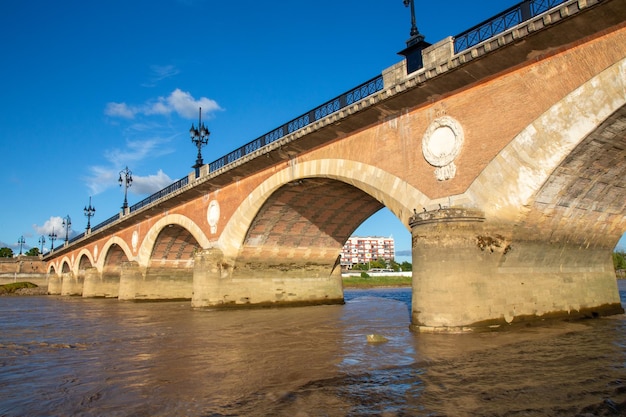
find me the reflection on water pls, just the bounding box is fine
[0,284,625,416]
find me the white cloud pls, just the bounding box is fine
[105,102,136,119]
[103,138,174,165]
[105,89,222,121]
[85,165,118,195]
[166,89,221,119]
[131,170,174,195]
[32,216,73,244]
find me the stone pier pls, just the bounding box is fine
[410,208,624,332]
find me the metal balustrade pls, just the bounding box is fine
[91,214,120,233]
[208,76,384,173]
[129,176,189,213]
[454,0,569,53]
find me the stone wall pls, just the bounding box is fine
[0,256,46,274]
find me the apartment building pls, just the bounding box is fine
[340,236,395,268]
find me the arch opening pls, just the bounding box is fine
[149,224,199,267]
[127,224,201,301]
[77,254,93,276]
[515,103,626,251]
[102,243,128,290]
[240,178,385,269]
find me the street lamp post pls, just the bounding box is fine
[17,236,25,255]
[189,107,210,178]
[399,0,430,74]
[62,215,71,243]
[84,196,96,231]
[403,0,421,40]
[118,166,133,211]
[39,236,46,254]
[48,229,57,251]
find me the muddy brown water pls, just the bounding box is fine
[1,284,626,416]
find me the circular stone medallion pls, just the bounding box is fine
[422,116,464,180]
[131,231,139,253]
[207,200,220,234]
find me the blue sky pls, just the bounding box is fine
[1,0,624,260]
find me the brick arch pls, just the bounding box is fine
[96,236,133,271]
[75,249,95,273]
[47,256,72,276]
[519,103,626,248]
[218,160,430,258]
[467,57,626,225]
[61,259,71,274]
[241,178,385,262]
[136,213,210,267]
[149,225,199,265]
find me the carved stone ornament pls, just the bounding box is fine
[207,200,220,234]
[132,231,139,253]
[422,116,464,181]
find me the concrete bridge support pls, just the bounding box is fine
[410,208,624,332]
[192,248,344,308]
[118,262,143,300]
[48,275,62,295]
[119,262,193,301]
[82,267,119,298]
[61,272,83,296]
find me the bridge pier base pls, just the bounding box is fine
[118,262,142,300]
[192,248,344,308]
[61,272,83,296]
[119,261,193,301]
[48,275,62,295]
[83,267,119,298]
[409,208,623,333]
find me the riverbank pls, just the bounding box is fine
[0,282,47,296]
[342,275,411,288]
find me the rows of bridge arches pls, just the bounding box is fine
[49,224,203,276]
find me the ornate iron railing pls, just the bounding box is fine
[129,175,189,213]
[91,214,120,233]
[67,233,84,244]
[208,75,384,173]
[454,0,569,53]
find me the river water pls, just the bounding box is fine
[1,283,626,417]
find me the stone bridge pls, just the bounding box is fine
[44,0,626,332]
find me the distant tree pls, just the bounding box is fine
[352,263,368,271]
[400,261,412,272]
[389,260,401,271]
[369,259,387,269]
[614,251,626,270]
[25,247,40,257]
[0,247,14,258]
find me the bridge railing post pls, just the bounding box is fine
[422,36,454,69]
[521,0,532,21]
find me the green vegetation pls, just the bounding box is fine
[614,250,626,271]
[25,247,41,256]
[0,247,14,258]
[349,259,412,272]
[342,275,411,288]
[0,282,38,295]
